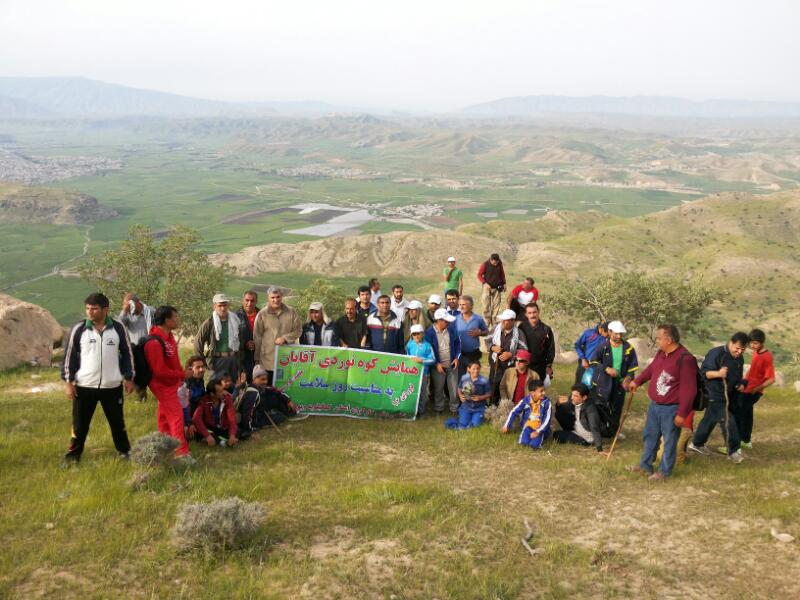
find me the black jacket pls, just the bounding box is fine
[519,320,555,369]
[590,340,639,401]
[701,345,743,403]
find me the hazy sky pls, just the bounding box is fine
[1,0,797,111]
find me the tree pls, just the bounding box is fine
[287,279,350,322]
[78,224,231,339]
[546,272,719,346]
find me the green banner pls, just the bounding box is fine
[273,345,422,420]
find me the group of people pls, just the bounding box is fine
[61,253,776,482]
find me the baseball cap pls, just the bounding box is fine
[428,294,442,305]
[498,309,517,321]
[410,324,425,334]
[433,308,456,322]
[515,349,532,362]
[608,320,626,334]
[407,300,423,310]
[212,293,230,304]
[447,256,456,262]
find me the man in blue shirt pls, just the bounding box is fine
[574,322,608,384]
[454,295,489,380]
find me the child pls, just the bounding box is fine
[445,362,491,429]
[502,380,552,449]
[739,328,775,449]
[406,324,436,416]
[192,378,239,447]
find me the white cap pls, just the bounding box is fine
[608,320,626,333]
[212,293,230,304]
[428,294,442,305]
[447,256,456,262]
[410,324,425,334]
[309,301,324,311]
[498,309,517,321]
[407,300,423,310]
[434,308,456,322]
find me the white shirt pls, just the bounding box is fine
[390,297,409,322]
[517,290,535,306]
[573,403,593,443]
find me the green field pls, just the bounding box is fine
[1,363,798,598]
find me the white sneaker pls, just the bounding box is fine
[728,450,745,464]
[688,442,712,456]
[617,432,627,441]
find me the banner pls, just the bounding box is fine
[273,345,423,420]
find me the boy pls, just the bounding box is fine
[183,355,207,416]
[502,380,552,449]
[192,379,239,447]
[446,362,491,429]
[738,328,775,449]
[405,324,436,416]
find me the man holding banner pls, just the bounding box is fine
[426,308,461,414]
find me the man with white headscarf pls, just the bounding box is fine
[300,301,340,346]
[194,293,242,382]
[489,309,528,404]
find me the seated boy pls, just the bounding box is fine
[192,378,239,447]
[553,383,603,452]
[502,380,552,449]
[445,362,491,429]
[237,365,298,437]
[184,355,207,415]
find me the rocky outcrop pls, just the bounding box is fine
[0,183,117,224]
[0,293,64,371]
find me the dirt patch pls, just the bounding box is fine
[221,207,294,225]
[205,194,251,202]
[428,215,459,226]
[303,209,347,224]
[15,567,96,599]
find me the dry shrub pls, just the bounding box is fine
[130,432,180,468]
[171,497,266,551]
[485,397,514,428]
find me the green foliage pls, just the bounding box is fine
[546,272,719,345]
[78,224,232,337]
[287,278,351,322]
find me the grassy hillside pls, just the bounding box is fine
[1,364,798,598]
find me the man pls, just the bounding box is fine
[688,332,749,464]
[368,278,382,306]
[425,308,461,414]
[442,256,463,296]
[118,292,155,345]
[366,295,404,353]
[238,365,299,437]
[356,285,377,322]
[477,253,506,328]
[235,290,259,384]
[454,295,489,380]
[145,305,191,457]
[402,299,430,345]
[337,298,368,348]
[738,328,775,449]
[62,292,134,462]
[508,277,539,320]
[445,289,461,317]
[300,302,340,346]
[489,309,527,404]
[589,320,638,437]
[195,294,242,382]
[498,349,540,405]
[628,324,697,481]
[574,322,609,384]
[519,303,556,383]
[253,287,302,384]
[426,294,442,325]
[553,383,604,452]
[390,284,410,322]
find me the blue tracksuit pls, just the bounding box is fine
[574,327,606,362]
[445,374,491,430]
[504,394,552,449]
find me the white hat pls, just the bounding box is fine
[608,320,626,334]
[498,309,517,321]
[212,293,230,304]
[308,301,330,324]
[410,324,425,334]
[407,300,423,310]
[447,256,456,262]
[433,308,456,322]
[428,294,442,305]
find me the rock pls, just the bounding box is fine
[628,337,654,365]
[556,350,578,365]
[774,371,785,388]
[770,528,795,543]
[0,294,63,371]
[794,381,800,394]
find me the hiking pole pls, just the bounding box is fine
[265,411,285,435]
[606,390,635,462]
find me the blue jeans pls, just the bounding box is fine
[639,401,679,476]
[445,402,486,429]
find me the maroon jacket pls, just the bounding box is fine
[192,392,237,439]
[633,345,697,418]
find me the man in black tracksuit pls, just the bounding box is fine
[519,303,555,382]
[62,292,135,462]
[589,321,638,436]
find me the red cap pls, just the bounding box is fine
[515,349,532,362]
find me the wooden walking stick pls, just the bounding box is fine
[606,390,635,461]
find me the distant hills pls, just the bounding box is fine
[461,95,800,119]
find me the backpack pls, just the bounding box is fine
[679,352,709,412]
[132,335,166,389]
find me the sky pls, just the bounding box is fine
[0,0,798,111]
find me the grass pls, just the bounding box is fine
[1,362,798,598]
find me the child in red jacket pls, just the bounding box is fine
[192,379,239,447]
